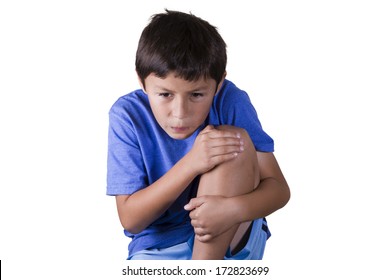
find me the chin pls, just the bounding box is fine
[166,128,196,140]
[168,133,192,140]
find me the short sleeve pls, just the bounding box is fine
[213,81,274,152]
[106,108,147,196]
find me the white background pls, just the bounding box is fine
[1,0,389,279]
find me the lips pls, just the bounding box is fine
[171,126,189,133]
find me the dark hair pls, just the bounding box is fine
[136,10,227,87]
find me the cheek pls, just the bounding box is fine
[193,104,212,121]
[149,102,166,119]
[152,106,168,119]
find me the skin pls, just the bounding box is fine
[189,125,261,259]
[143,73,221,140]
[115,72,290,259]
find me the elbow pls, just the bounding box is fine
[284,185,291,207]
[274,174,291,209]
[116,195,147,234]
[120,219,145,234]
[262,177,291,210]
[280,182,291,209]
[117,208,146,234]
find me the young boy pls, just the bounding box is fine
[107,10,290,260]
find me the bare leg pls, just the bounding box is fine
[192,126,260,259]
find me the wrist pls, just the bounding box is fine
[181,151,201,178]
[229,196,247,225]
[179,152,200,179]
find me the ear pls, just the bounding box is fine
[137,75,147,94]
[215,71,227,95]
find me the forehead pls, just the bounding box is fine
[144,72,217,93]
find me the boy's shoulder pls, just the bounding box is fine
[109,89,148,114]
[220,79,248,96]
[108,89,156,131]
[112,89,146,106]
[216,79,251,105]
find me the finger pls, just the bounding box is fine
[196,234,213,242]
[200,125,215,134]
[208,129,242,139]
[209,152,240,166]
[194,227,208,236]
[189,210,198,220]
[207,137,244,149]
[208,144,245,158]
[184,197,205,211]
[209,143,244,156]
[190,218,198,227]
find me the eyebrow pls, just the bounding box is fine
[154,85,209,93]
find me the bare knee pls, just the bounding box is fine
[216,126,254,157]
[216,126,258,173]
[198,126,260,197]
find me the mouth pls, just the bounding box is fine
[171,126,189,133]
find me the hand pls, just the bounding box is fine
[184,195,238,242]
[186,125,244,175]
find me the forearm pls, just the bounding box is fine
[231,177,290,224]
[117,155,197,233]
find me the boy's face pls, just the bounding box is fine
[142,72,223,139]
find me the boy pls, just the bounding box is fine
[107,10,290,260]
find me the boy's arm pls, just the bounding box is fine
[115,125,244,234]
[116,156,196,234]
[185,152,290,241]
[234,152,290,222]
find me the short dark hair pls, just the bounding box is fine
[136,10,227,87]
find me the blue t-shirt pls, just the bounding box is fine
[106,80,274,256]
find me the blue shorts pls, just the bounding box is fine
[128,218,269,260]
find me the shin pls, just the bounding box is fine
[191,125,260,259]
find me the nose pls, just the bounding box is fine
[172,97,188,119]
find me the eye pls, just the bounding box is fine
[158,92,172,98]
[191,92,204,98]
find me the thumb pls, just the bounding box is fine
[184,197,205,211]
[201,125,214,133]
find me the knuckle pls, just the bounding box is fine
[197,235,207,242]
[202,235,212,242]
[218,125,248,136]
